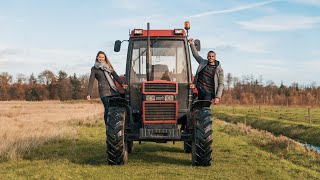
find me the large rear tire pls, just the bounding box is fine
[191,107,213,166]
[106,107,128,165]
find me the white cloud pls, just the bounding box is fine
[222,57,320,85]
[244,58,288,70]
[311,50,320,56]
[199,35,270,54]
[105,15,163,28]
[238,15,320,31]
[0,16,5,21]
[233,42,270,53]
[0,47,21,58]
[188,0,277,18]
[204,42,269,53]
[0,43,129,77]
[0,45,91,75]
[291,60,320,84]
[104,13,187,31]
[222,58,320,85]
[289,0,320,6]
[221,58,287,84]
[295,60,320,66]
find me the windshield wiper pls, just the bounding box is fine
[132,37,160,65]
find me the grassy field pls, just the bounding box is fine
[1,102,320,179]
[214,105,320,124]
[213,105,320,146]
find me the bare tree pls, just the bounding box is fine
[226,73,232,91]
[38,70,56,85]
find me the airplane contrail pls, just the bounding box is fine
[188,0,278,18]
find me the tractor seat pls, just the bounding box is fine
[152,64,170,81]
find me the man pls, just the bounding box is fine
[189,38,224,104]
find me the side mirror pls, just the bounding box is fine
[114,40,122,52]
[194,39,201,51]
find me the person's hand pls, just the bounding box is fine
[122,84,128,89]
[188,38,194,44]
[87,95,91,101]
[213,97,220,105]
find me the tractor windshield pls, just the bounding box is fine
[130,40,188,83]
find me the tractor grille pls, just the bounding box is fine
[144,83,176,93]
[145,103,176,121]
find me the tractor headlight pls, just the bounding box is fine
[165,95,175,101]
[134,29,143,35]
[174,29,184,35]
[146,95,155,101]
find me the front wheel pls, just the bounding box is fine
[106,107,128,165]
[191,107,213,166]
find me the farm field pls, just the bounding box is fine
[214,105,320,125]
[0,101,319,179]
[0,100,104,160]
[213,105,320,146]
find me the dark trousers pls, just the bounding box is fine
[101,96,110,125]
[198,87,214,101]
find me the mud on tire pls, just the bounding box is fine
[191,107,213,166]
[106,107,128,165]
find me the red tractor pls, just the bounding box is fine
[109,22,213,166]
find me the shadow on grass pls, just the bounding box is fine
[129,142,191,166]
[24,138,191,166]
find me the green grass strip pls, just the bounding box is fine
[214,112,320,146]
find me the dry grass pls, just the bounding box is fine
[0,101,104,161]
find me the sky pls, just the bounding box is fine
[0,0,319,86]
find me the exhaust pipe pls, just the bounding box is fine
[146,22,151,81]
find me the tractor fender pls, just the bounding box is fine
[109,97,133,130]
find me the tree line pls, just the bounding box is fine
[0,70,99,101]
[223,73,320,106]
[1,71,319,106]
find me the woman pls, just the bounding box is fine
[87,51,126,125]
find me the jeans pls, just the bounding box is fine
[101,96,110,125]
[198,87,214,101]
